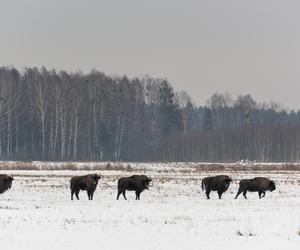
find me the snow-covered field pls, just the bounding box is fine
[0,164,299,250]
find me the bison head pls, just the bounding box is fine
[268,180,276,191]
[8,176,13,188]
[91,174,101,185]
[227,178,232,183]
[143,177,151,189]
[224,177,232,188]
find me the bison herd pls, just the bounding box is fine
[0,173,276,201]
[202,175,276,199]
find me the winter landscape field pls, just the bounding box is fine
[0,162,299,250]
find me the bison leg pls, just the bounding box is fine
[205,189,211,199]
[117,189,122,200]
[87,190,92,200]
[71,190,75,200]
[91,191,94,200]
[217,191,223,199]
[242,190,247,199]
[122,190,127,200]
[87,190,94,200]
[75,190,80,200]
[258,191,262,199]
[135,191,141,200]
[235,189,242,199]
[261,192,266,198]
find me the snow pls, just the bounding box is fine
[0,165,299,250]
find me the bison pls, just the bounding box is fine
[117,175,152,200]
[0,174,14,195]
[201,175,232,199]
[235,177,276,199]
[70,174,101,200]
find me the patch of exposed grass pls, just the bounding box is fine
[1,161,300,172]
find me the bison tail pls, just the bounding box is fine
[201,179,205,191]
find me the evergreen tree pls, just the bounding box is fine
[158,81,183,136]
[202,106,212,131]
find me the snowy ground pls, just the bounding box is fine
[0,165,299,250]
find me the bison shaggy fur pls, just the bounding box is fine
[202,175,232,199]
[0,174,14,195]
[117,175,152,200]
[235,177,276,199]
[70,174,101,200]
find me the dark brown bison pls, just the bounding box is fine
[70,174,101,200]
[117,175,152,200]
[0,174,14,195]
[235,177,276,199]
[202,175,232,199]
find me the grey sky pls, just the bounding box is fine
[1,0,300,109]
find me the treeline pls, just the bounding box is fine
[0,66,300,162]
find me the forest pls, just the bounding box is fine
[0,66,300,162]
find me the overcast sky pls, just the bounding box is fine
[1,0,300,109]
